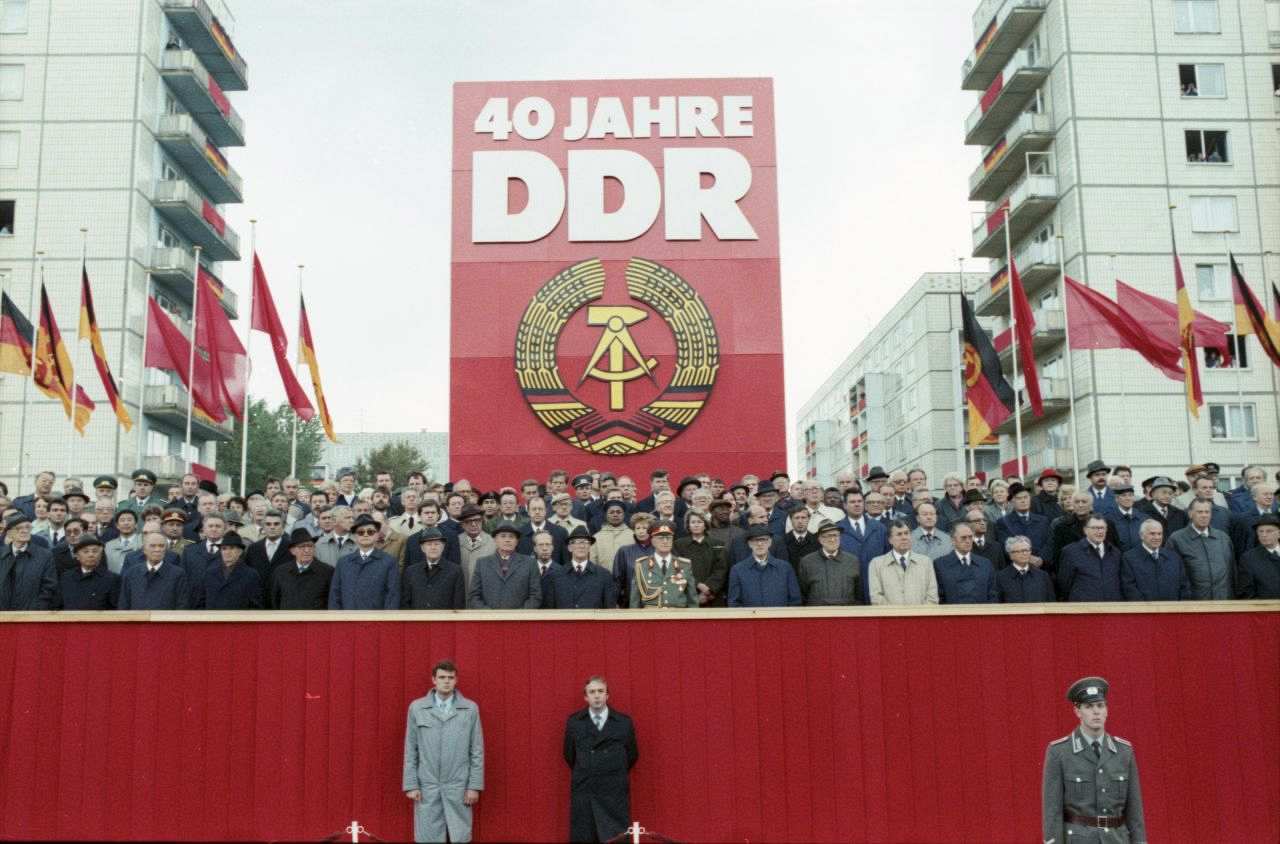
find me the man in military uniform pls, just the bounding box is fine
[628,523,699,608]
[115,469,166,515]
[1042,676,1146,843]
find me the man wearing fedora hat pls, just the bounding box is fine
[797,520,860,605]
[728,524,801,607]
[55,534,120,610]
[1238,512,1280,598]
[328,514,400,610]
[1042,676,1146,843]
[468,521,540,609]
[194,532,263,610]
[544,526,616,609]
[400,528,465,610]
[1082,460,1117,517]
[270,528,334,610]
[996,482,1052,562]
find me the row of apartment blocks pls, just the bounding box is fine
[0,0,247,491]
[798,0,1280,490]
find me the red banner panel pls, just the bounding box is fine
[450,79,785,488]
[0,608,1276,842]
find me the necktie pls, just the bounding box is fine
[899,555,908,571]
[575,564,584,574]
[1091,740,1101,761]
[540,563,548,576]
[593,713,604,730]
[407,517,415,529]
[960,556,969,566]
[1153,550,1160,563]
[853,521,863,540]
[500,560,509,577]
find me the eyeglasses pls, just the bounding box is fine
[354,528,378,536]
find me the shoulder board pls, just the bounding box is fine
[1049,735,1071,746]
[1114,736,1132,746]
[634,555,652,564]
[675,556,691,563]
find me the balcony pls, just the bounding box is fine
[961,0,1048,91]
[964,50,1049,146]
[161,0,247,91]
[1024,446,1073,479]
[151,180,240,261]
[971,173,1058,259]
[995,308,1066,361]
[968,112,1054,201]
[155,115,243,204]
[148,246,239,318]
[974,239,1060,316]
[159,50,245,147]
[996,376,1071,433]
[143,384,235,441]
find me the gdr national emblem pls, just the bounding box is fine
[515,258,719,455]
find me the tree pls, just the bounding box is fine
[354,440,429,487]
[217,399,326,494]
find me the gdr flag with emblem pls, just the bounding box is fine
[960,292,1015,445]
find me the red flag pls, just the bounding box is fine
[1008,257,1042,416]
[145,297,226,422]
[1174,246,1203,416]
[79,264,133,430]
[250,254,315,420]
[196,267,247,419]
[1114,280,1232,365]
[1064,277,1185,380]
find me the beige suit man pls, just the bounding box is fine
[869,521,939,605]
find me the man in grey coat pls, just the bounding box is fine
[403,660,484,843]
[1168,499,1236,600]
[467,521,540,609]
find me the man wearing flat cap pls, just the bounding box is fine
[797,521,860,605]
[630,523,698,608]
[1042,676,1146,843]
[1135,476,1187,538]
[549,492,587,534]
[115,469,166,516]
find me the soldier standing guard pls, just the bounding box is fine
[629,523,699,608]
[1042,676,1146,843]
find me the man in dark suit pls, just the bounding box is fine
[195,532,263,610]
[965,508,1007,569]
[119,532,191,609]
[0,513,58,610]
[996,536,1056,602]
[996,482,1052,561]
[1120,519,1189,601]
[545,527,618,609]
[836,489,889,604]
[1082,459,1117,516]
[1229,484,1278,558]
[1047,492,1119,569]
[399,528,465,609]
[402,500,462,567]
[1136,476,1187,539]
[180,511,227,582]
[933,522,997,604]
[516,497,568,565]
[55,534,120,610]
[1238,513,1280,599]
[782,508,820,577]
[244,509,291,606]
[1107,483,1147,554]
[270,529,334,610]
[563,676,638,844]
[726,506,789,569]
[468,521,540,609]
[1057,516,1124,602]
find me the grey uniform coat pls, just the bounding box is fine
[402,691,485,843]
[1042,728,1146,844]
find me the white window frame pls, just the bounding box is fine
[1174,0,1221,34]
[1185,128,1230,164]
[0,130,17,168]
[1193,63,1226,97]
[1208,402,1257,441]
[1194,263,1229,300]
[1189,195,1238,232]
[0,0,28,34]
[0,64,24,100]
[145,429,170,458]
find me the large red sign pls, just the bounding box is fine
[450,79,785,488]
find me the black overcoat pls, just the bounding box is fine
[563,707,638,843]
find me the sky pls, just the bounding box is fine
[220,0,983,464]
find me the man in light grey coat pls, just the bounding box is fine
[1168,499,1236,599]
[403,660,484,843]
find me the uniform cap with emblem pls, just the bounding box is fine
[551,492,572,505]
[161,509,187,524]
[93,475,119,491]
[130,468,157,484]
[566,525,595,544]
[1067,675,1109,705]
[491,520,522,537]
[572,474,593,489]
[650,522,675,538]
[416,527,445,544]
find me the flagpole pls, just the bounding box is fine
[68,228,88,475]
[1224,233,1246,476]
[290,262,303,479]
[1003,208,1024,477]
[16,250,44,490]
[239,219,256,496]
[138,270,152,467]
[184,245,203,472]
[1168,204,1195,465]
[1056,233,1081,483]
[958,257,976,477]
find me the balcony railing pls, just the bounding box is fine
[161,0,247,90]
[964,48,1049,146]
[159,49,245,147]
[995,308,1066,360]
[155,114,243,203]
[961,0,1048,91]
[151,179,240,261]
[996,376,1070,433]
[974,238,1060,316]
[1024,446,1073,478]
[148,246,239,318]
[143,384,235,440]
[968,112,1054,201]
[971,172,1058,259]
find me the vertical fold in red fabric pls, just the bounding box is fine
[1063,276,1185,381]
[250,254,315,420]
[1114,280,1232,365]
[1008,257,1042,415]
[144,297,226,422]
[196,268,247,420]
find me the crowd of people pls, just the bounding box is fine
[1,458,1277,611]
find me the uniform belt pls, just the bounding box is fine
[1065,812,1125,829]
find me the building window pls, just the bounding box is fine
[1209,402,1256,440]
[0,0,27,34]
[157,225,180,249]
[1204,334,1248,369]
[1189,195,1237,232]
[1041,354,1064,379]
[1174,0,1219,33]
[0,199,14,235]
[145,429,170,457]
[1185,129,1228,162]
[1178,63,1226,97]
[0,64,23,100]
[0,130,16,168]
[1195,263,1229,300]
[1047,421,1069,449]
